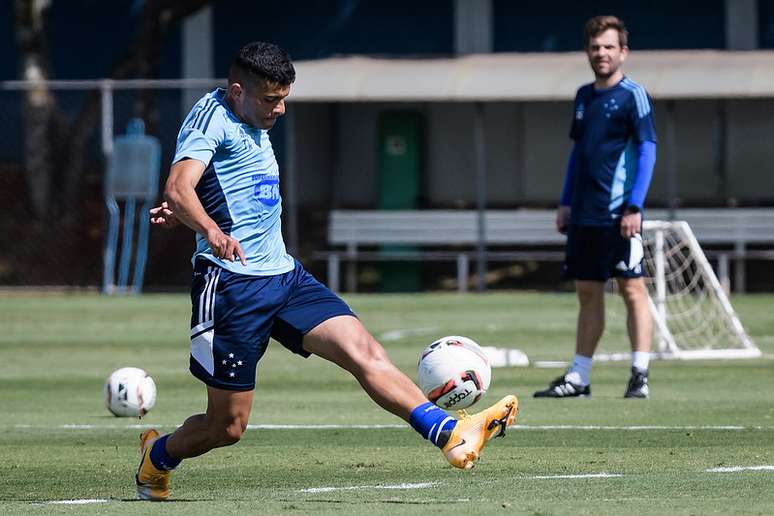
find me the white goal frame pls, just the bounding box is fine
[598,220,760,361]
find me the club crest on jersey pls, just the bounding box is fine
[253,174,280,207]
[576,103,584,120]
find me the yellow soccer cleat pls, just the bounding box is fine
[135,429,171,501]
[442,394,519,470]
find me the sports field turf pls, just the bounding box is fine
[1,292,773,514]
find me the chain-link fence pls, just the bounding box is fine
[4,79,774,292]
[0,79,222,289]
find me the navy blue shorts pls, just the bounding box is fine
[189,258,356,391]
[561,224,645,282]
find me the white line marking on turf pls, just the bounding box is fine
[12,424,774,431]
[534,360,569,368]
[35,499,110,505]
[514,425,755,431]
[531,473,622,479]
[301,482,436,493]
[13,423,408,430]
[706,466,774,473]
[246,424,406,430]
[378,327,439,342]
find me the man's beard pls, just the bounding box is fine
[593,62,619,79]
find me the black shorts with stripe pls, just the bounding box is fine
[561,223,645,282]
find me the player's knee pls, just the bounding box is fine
[219,420,246,446]
[223,422,245,445]
[207,417,247,447]
[620,280,647,303]
[576,284,603,305]
[350,334,391,373]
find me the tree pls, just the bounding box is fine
[11,0,210,285]
[16,0,55,219]
[15,0,211,221]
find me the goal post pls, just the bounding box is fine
[597,220,760,361]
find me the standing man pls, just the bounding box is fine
[534,16,657,399]
[137,42,518,501]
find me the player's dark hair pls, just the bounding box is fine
[584,15,628,48]
[230,41,296,87]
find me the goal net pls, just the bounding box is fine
[597,220,760,361]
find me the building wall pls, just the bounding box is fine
[726,99,774,198]
[293,103,335,206]
[292,97,774,209]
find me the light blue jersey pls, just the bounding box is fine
[173,88,294,276]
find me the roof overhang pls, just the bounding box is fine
[291,50,774,102]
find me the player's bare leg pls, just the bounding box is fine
[617,276,653,398]
[303,315,518,470]
[534,280,604,398]
[303,315,426,420]
[574,280,606,357]
[616,277,652,353]
[136,387,253,500]
[166,387,253,457]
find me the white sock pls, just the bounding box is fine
[632,351,650,371]
[568,354,593,386]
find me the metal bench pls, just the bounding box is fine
[323,208,774,293]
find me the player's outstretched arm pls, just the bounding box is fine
[164,159,246,265]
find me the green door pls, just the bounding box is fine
[378,112,423,291]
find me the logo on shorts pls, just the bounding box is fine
[616,234,644,272]
[221,352,245,379]
[253,174,280,207]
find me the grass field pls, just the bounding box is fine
[1,292,773,515]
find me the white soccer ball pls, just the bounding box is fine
[417,336,492,410]
[104,367,157,417]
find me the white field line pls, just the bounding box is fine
[534,360,570,368]
[33,499,110,505]
[378,327,439,342]
[537,355,774,366]
[301,475,621,493]
[514,425,761,431]
[301,482,436,493]
[247,424,406,430]
[706,465,774,473]
[530,473,623,479]
[12,423,774,431]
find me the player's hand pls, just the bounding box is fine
[149,201,179,228]
[556,206,571,234]
[620,209,642,238]
[206,227,246,265]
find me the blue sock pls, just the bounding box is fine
[409,402,457,448]
[149,434,182,471]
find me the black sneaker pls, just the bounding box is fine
[533,373,591,398]
[624,367,649,399]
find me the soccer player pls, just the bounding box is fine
[533,16,657,399]
[137,42,518,501]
